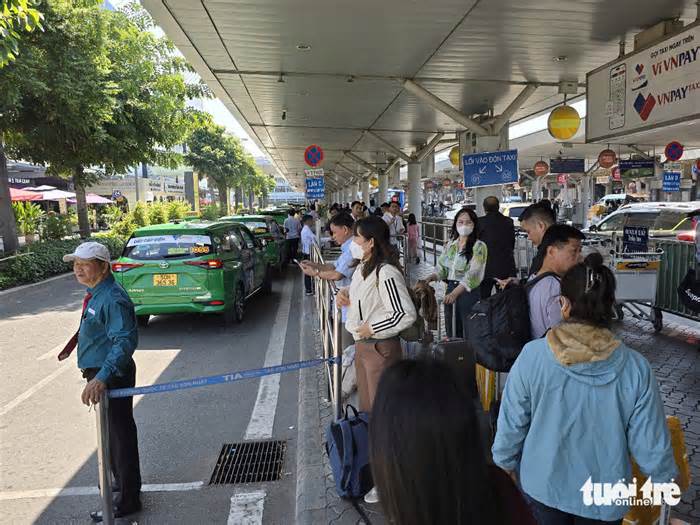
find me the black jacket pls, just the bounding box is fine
[478,211,517,279]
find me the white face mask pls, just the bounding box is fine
[457,224,473,237]
[350,240,365,260]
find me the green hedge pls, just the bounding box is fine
[0,234,126,291]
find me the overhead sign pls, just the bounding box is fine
[598,149,617,169]
[550,158,585,173]
[462,149,519,188]
[304,144,324,167]
[586,23,700,142]
[305,174,325,199]
[664,141,684,161]
[611,166,621,181]
[596,175,610,184]
[619,158,655,178]
[693,159,700,177]
[557,174,569,185]
[662,171,681,192]
[623,226,649,253]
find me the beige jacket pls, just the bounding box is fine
[345,263,417,341]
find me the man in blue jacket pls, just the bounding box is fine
[61,242,141,522]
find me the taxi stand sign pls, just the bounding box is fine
[305,169,325,199]
[662,171,681,192]
[463,149,519,188]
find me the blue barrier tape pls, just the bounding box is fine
[108,357,338,399]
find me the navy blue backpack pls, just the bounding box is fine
[325,404,373,501]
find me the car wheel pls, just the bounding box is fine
[234,284,245,323]
[262,266,272,294]
[137,314,150,328]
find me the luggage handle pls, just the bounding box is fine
[437,282,457,340]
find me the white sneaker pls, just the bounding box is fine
[363,486,379,504]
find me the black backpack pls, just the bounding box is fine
[467,272,559,372]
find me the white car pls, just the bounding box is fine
[585,201,699,239]
[500,202,532,227]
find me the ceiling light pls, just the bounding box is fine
[553,55,568,62]
[296,43,312,51]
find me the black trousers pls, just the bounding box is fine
[301,253,314,293]
[445,280,480,339]
[285,238,299,264]
[84,363,142,509]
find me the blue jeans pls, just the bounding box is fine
[526,495,622,525]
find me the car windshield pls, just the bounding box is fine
[123,234,213,260]
[507,206,529,219]
[242,221,269,234]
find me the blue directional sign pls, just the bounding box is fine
[662,171,681,192]
[463,149,519,188]
[305,175,325,199]
[619,159,655,177]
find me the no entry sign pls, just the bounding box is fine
[304,144,324,167]
[665,141,684,162]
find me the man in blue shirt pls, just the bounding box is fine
[300,212,357,350]
[283,209,302,264]
[61,242,141,522]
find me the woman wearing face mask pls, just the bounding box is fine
[337,216,418,415]
[427,208,487,338]
[492,253,677,525]
[337,216,417,504]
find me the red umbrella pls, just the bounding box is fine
[9,188,42,201]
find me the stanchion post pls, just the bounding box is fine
[332,304,342,421]
[95,394,114,525]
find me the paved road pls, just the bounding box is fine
[0,270,306,524]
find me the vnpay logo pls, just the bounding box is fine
[634,92,656,121]
[631,64,648,91]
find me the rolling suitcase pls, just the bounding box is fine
[426,298,478,400]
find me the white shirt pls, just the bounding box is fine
[383,212,405,246]
[300,224,317,255]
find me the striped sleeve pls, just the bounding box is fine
[370,267,417,337]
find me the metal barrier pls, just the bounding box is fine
[653,239,699,322]
[417,219,451,266]
[310,243,343,421]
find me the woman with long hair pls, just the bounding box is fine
[370,359,535,525]
[493,253,677,524]
[427,207,487,337]
[406,213,420,264]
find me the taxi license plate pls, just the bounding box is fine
[153,273,177,286]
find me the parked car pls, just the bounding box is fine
[220,214,285,271]
[259,208,293,226]
[585,201,700,239]
[501,202,532,227]
[112,221,271,326]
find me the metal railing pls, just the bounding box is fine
[417,219,451,266]
[310,243,343,420]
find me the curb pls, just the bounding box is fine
[0,272,73,297]
[295,291,329,524]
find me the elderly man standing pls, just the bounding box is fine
[59,242,141,522]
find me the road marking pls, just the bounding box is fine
[0,482,204,501]
[228,490,266,525]
[0,363,71,417]
[244,278,293,440]
[37,341,72,361]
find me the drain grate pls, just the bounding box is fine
[209,440,287,485]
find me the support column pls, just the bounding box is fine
[361,179,370,205]
[408,162,422,222]
[389,164,400,188]
[580,175,591,229]
[378,169,389,204]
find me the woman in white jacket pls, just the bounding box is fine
[337,216,417,413]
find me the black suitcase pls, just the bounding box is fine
[427,298,478,400]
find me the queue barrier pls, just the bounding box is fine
[653,239,699,322]
[95,352,340,523]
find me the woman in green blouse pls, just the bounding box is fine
[427,208,488,338]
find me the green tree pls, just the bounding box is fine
[1,1,206,240]
[0,0,43,67]
[185,115,244,216]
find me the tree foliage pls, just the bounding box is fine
[0,0,203,239]
[0,0,43,67]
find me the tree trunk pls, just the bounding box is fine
[235,187,242,209]
[73,166,91,238]
[217,181,229,216]
[0,137,19,254]
[249,190,254,211]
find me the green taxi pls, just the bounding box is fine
[220,215,285,271]
[112,221,271,326]
[259,208,292,226]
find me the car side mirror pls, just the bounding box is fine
[589,225,598,232]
